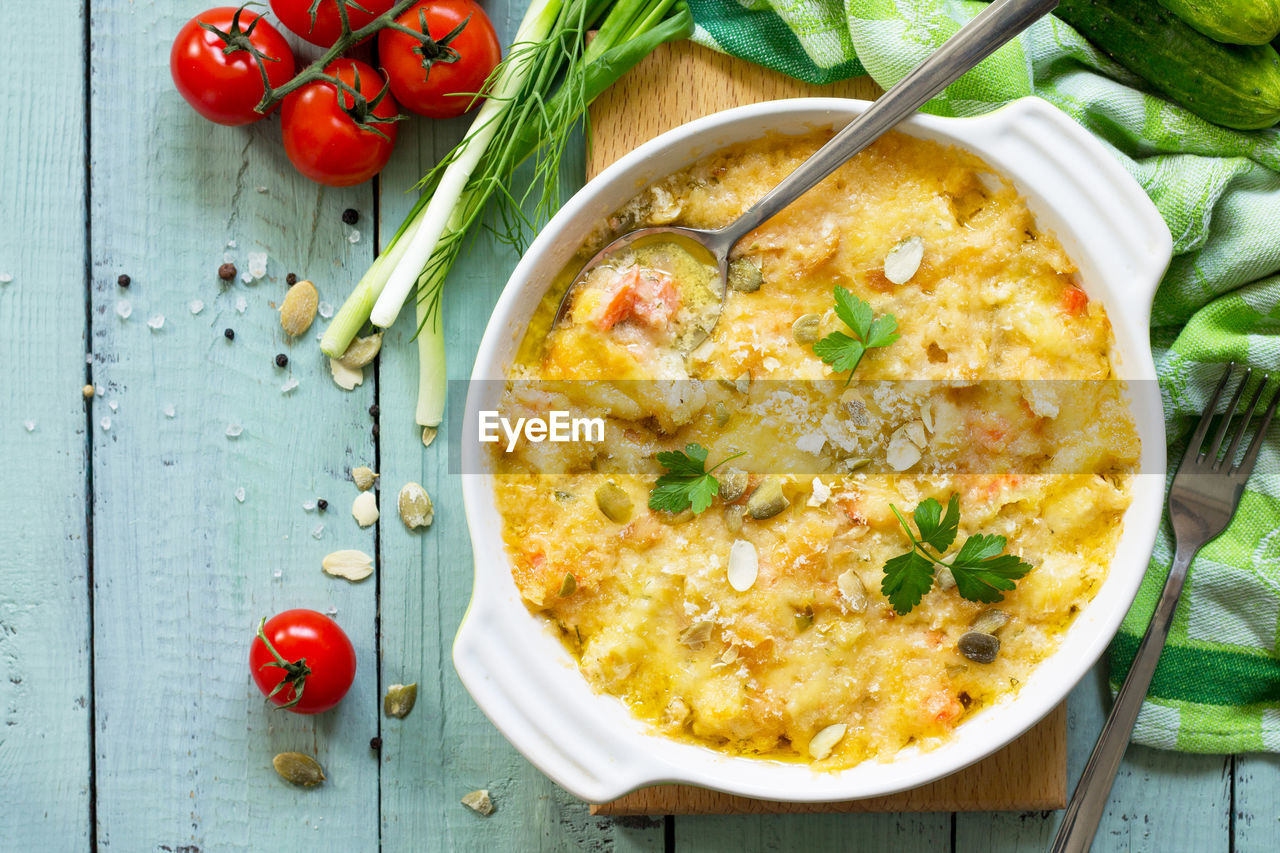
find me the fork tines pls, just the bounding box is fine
[1187,362,1280,476]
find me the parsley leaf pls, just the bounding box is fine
[648,443,745,514]
[881,551,935,616]
[812,286,899,381]
[881,494,1034,615]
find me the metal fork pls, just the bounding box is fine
[1051,363,1280,853]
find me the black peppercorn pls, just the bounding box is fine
[368,404,380,418]
[369,736,382,752]
[275,353,288,368]
[317,499,328,511]
[342,208,359,225]
[286,272,298,286]
[117,274,131,288]
[224,328,235,340]
[217,263,237,281]
[371,423,380,438]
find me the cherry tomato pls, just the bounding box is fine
[270,0,396,47]
[281,59,400,187]
[378,0,501,118]
[171,6,296,126]
[250,609,356,714]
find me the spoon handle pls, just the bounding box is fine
[714,0,1059,249]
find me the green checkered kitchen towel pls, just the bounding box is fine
[687,0,1280,752]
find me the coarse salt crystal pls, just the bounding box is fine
[0,273,12,284]
[226,240,237,249]
[223,251,235,265]
[234,487,246,503]
[273,568,282,578]
[808,477,832,507]
[303,500,317,512]
[115,300,132,319]
[85,353,93,364]
[281,377,299,394]
[317,301,334,319]
[311,524,325,539]
[22,419,35,432]
[163,403,175,418]
[108,400,118,412]
[239,272,252,284]
[189,300,204,314]
[147,313,164,330]
[235,295,247,314]
[95,386,104,397]
[326,606,338,616]
[256,186,268,194]
[247,251,268,279]
[99,416,111,431]
[347,229,361,244]
[225,423,243,438]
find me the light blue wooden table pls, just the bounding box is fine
[2,1,1277,850]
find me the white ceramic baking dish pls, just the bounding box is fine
[455,97,1172,804]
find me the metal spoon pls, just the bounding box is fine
[553,0,1059,346]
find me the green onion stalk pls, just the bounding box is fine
[319,0,693,427]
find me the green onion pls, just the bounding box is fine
[321,0,693,427]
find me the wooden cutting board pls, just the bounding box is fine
[584,39,1067,816]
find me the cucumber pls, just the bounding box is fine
[1157,0,1280,46]
[1057,0,1280,129]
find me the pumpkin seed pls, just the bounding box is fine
[808,723,847,760]
[734,371,751,394]
[724,504,745,535]
[678,621,713,650]
[397,482,434,530]
[936,566,956,590]
[351,466,378,491]
[383,683,418,718]
[558,572,577,597]
[553,490,576,502]
[272,752,325,787]
[746,477,788,519]
[971,609,1011,636]
[352,491,379,527]
[718,468,749,503]
[792,313,822,344]
[713,400,731,426]
[958,631,1000,664]
[462,789,495,816]
[337,332,382,369]
[794,605,814,633]
[279,280,318,337]
[321,549,373,582]
[727,257,763,292]
[594,480,633,523]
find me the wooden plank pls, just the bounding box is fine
[374,3,663,850]
[0,0,92,848]
[87,1,379,849]
[955,667,1231,853]
[676,812,952,852]
[586,39,882,180]
[1235,755,1280,853]
[593,705,1065,814]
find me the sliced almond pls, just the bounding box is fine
[329,357,363,391]
[727,539,758,592]
[837,569,868,613]
[322,549,373,582]
[808,723,847,760]
[279,280,318,337]
[272,752,325,787]
[678,621,713,650]
[397,482,434,530]
[351,466,378,491]
[884,236,924,285]
[886,425,922,471]
[337,332,383,369]
[352,491,379,527]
